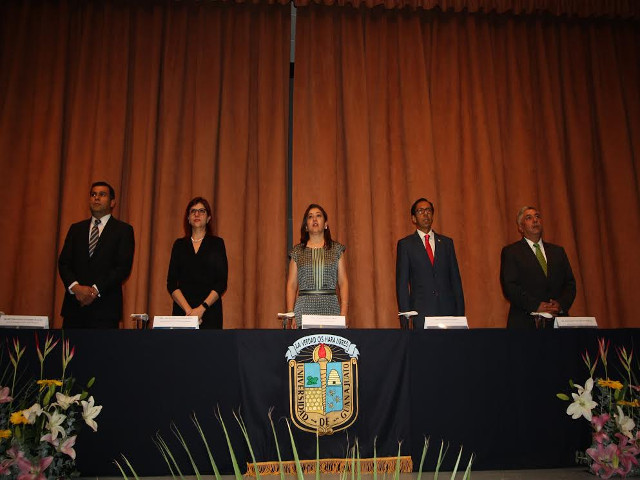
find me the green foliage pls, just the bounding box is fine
[117,409,474,480]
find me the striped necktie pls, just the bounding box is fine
[89,219,101,257]
[533,243,547,276]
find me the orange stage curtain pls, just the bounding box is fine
[292,5,640,327]
[0,0,291,328]
[293,0,640,18]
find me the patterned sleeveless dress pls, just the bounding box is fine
[289,242,345,326]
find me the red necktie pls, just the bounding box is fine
[425,234,434,265]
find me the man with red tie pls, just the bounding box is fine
[396,198,465,330]
[58,181,135,328]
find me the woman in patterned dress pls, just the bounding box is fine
[285,204,349,328]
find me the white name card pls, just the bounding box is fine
[554,317,598,328]
[424,316,469,329]
[301,315,346,329]
[0,315,49,329]
[152,316,199,329]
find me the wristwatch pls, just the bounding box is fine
[201,301,210,310]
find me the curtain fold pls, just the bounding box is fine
[0,0,291,328]
[292,5,640,327]
[293,0,640,18]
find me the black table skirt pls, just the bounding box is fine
[1,328,635,476]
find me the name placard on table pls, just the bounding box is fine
[301,315,346,329]
[554,317,598,328]
[0,315,49,329]
[152,316,199,329]
[424,316,469,329]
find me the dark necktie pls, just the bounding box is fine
[425,234,434,265]
[533,243,547,276]
[89,219,101,257]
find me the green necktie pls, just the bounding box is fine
[533,243,547,276]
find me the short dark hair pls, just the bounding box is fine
[183,197,214,237]
[90,181,115,200]
[300,203,333,249]
[411,198,434,216]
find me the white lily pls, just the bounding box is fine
[566,377,597,421]
[615,405,636,439]
[81,396,102,432]
[23,403,43,424]
[45,410,67,440]
[54,392,81,410]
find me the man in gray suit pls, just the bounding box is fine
[500,206,576,329]
[58,181,135,328]
[396,198,465,329]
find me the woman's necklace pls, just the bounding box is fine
[191,236,205,243]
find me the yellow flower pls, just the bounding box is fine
[36,379,63,390]
[10,410,28,425]
[598,379,624,390]
[618,399,640,407]
[0,429,11,439]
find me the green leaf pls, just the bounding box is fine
[393,442,402,480]
[192,413,222,480]
[170,421,202,479]
[233,410,261,480]
[216,406,243,480]
[416,436,429,480]
[285,419,304,480]
[267,409,285,480]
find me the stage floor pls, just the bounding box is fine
[80,468,596,479]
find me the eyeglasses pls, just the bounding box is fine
[415,208,433,215]
[90,191,110,199]
[189,208,207,216]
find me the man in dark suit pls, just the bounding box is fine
[500,206,576,329]
[396,198,465,329]
[58,181,135,328]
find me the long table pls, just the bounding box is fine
[2,328,636,476]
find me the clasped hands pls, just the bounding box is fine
[184,305,205,325]
[536,299,561,316]
[72,285,98,307]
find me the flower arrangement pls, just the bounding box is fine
[558,338,639,479]
[0,333,102,479]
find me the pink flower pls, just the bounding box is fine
[40,432,77,459]
[591,413,611,444]
[59,435,77,459]
[593,430,610,444]
[39,432,57,446]
[15,455,53,480]
[592,413,611,431]
[586,443,622,479]
[0,386,12,404]
[6,446,26,462]
[0,459,12,475]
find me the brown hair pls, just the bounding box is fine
[299,203,333,249]
[183,197,214,237]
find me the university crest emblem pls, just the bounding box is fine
[285,334,359,435]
